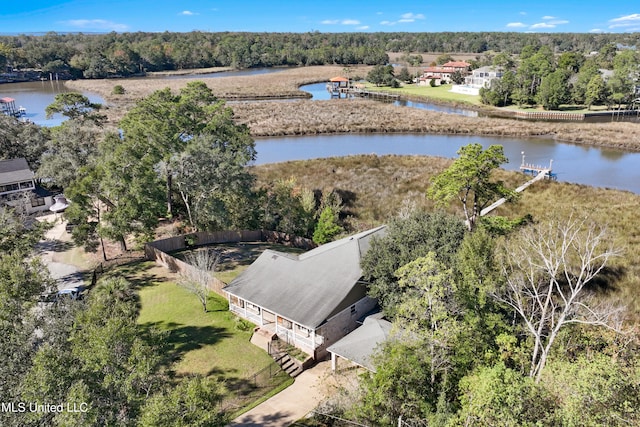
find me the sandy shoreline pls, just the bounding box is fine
[66,65,640,152]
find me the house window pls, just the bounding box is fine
[0,183,19,193]
[278,317,292,329]
[19,181,34,189]
[31,197,45,207]
[246,302,260,314]
[350,304,357,315]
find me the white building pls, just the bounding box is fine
[0,158,54,214]
[451,66,505,95]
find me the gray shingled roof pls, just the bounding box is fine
[327,315,393,371]
[225,226,386,329]
[0,158,34,185]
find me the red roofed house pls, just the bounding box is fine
[417,61,471,85]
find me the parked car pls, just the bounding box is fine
[56,285,86,301]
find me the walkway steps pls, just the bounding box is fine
[274,353,303,378]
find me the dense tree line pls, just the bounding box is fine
[479,44,640,110]
[1,31,639,78]
[1,89,348,255]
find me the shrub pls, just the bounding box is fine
[112,84,125,95]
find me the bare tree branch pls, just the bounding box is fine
[495,214,625,382]
[178,248,219,312]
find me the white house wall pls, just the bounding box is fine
[315,295,377,360]
[228,294,377,360]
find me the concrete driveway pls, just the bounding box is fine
[35,215,85,291]
[229,360,335,427]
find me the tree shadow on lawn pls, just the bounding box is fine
[111,261,174,290]
[140,321,232,368]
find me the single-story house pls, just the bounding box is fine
[327,314,393,372]
[225,225,386,360]
[0,158,53,214]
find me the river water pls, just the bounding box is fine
[254,133,640,194]
[0,80,104,127]
[2,73,638,194]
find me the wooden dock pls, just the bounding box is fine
[347,88,400,100]
[325,85,400,101]
[480,153,555,218]
[519,152,556,180]
[481,170,549,217]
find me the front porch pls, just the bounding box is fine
[229,295,324,357]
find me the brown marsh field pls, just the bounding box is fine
[66,65,640,152]
[253,155,640,321]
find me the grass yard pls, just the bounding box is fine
[123,261,275,380]
[363,82,482,105]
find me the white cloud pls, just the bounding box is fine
[506,22,527,28]
[381,12,425,25]
[62,19,129,31]
[530,22,556,29]
[321,18,361,26]
[550,19,569,25]
[520,11,527,16]
[589,28,604,33]
[401,13,425,20]
[179,10,198,16]
[609,13,640,23]
[357,25,370,30]
[609,13,640,29]
[542,15,556,20]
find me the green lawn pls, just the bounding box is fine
[131,261,275,379]
[363,83,482,105]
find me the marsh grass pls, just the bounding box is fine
[234,99,640,151]
[66,65,640,151]
[254,155,640,321]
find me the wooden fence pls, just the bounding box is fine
[145,230,315,296]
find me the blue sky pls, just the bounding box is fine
[2,1,639,34]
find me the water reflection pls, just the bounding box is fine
[254,133,640,194]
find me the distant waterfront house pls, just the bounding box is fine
[465,66,504,89]
[418,61,471,85]
[225,226,386,360]
[0,158,53,214]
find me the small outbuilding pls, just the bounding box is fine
[327,314,392,372]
